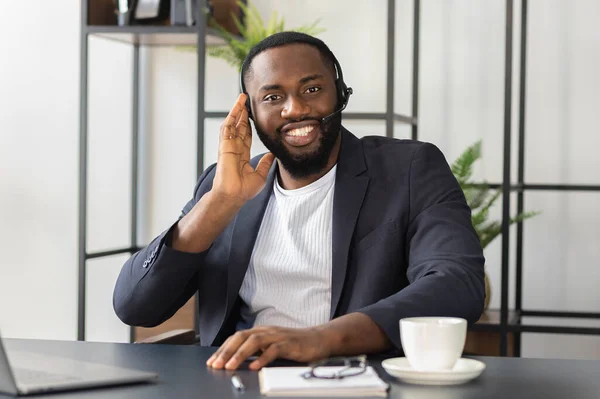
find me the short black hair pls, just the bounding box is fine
[240,31,338,91]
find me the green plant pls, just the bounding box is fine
[205,1,326,71]
[451,140,540,250]
[452,140,540,309]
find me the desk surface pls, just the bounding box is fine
[2,339,600,399]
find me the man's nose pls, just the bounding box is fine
[281,96,310,120]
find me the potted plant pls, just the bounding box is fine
[206,0,325,71]
[451,141,540,309]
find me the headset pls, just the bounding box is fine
[239,53,353,124]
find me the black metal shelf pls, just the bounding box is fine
[470,183,600,192]
[472,324,600,336]
[86,26,231,46]
[86,247,143,260]
[470,310,600,335]
[522,310,600,319]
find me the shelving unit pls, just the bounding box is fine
[77,0,419,344]
[482,0,600,356]
[78,0,221,343]
[78,0,600,356]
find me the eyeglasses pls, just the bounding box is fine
[301,355,367,380]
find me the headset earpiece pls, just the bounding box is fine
[335,77,352,110]
[244,94,253,120]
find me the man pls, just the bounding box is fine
[113,32,485,371]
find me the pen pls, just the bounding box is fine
[231,374,245,391]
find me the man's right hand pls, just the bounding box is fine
[212,94,275,206]
[170,94,275,254]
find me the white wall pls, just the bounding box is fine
[1,0,598,358]
[0,1,80,340]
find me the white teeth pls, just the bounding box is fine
[287,125,315,137]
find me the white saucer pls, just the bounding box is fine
[381,357,486,386]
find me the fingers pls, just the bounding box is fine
[224,333,276,370]
[207,329,261,369]
[206,335,234,368]
[236,106,252,145]
[207,327,279,370]
[254,153,275,180]
[206,333,241,369]
[240,152,275,198]
[220,94,246,141]
[249,342,286,370]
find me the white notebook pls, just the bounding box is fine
[258,366,389,397]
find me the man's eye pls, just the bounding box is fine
[305,87,321,94]
[264,94,281,102]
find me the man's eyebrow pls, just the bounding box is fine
[299,74,324,84]
[259,84,282,92]
[258,74,325,93]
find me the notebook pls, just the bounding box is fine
[258,366,389,397]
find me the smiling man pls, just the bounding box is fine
[113,32,485,371]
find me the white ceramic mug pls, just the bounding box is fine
[399,317,467,371]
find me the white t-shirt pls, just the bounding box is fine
[239,165,337,328]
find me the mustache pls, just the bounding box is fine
[275,117,322,134]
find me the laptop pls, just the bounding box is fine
[0,332,158,396]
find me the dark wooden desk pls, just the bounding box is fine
[3,339,599,398]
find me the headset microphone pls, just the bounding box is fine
[321,87,353,124]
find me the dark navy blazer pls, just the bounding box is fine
[113,128,485,349]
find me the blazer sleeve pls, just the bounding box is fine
[112,164,217,327]
[358,142,486,350]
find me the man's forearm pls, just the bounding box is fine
[171,190,242,253]
[317,312,392,356]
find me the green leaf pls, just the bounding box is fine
[451,140,482,185]
[202,0,326,71]
[207,46,240,67]
[509,211,541,225]
[470,189,501,231]
[478,221,502,249]
[463,185,490,210]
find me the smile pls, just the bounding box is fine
[282,124,320,147]
[286,125,316,137]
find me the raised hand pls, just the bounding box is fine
[211,94,275,207]
[170,94,274,254]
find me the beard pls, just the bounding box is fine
[254,112,342,179]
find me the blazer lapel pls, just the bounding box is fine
[224,163,277,320]
[330,129,369,319]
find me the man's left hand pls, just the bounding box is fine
[206,326,332,370]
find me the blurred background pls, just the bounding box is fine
[0,0,598,359]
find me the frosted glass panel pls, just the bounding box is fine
[521,317,600,360]
[394,0,414,116]
[205,54,240,112]
[142,47,198,242]
[525,0,600,185]
[522,192,600,312]
[87,37,132,253]
[86,254,131,343]
[342,120,386,139]
[419,0,505,183]
[394,122,412,140]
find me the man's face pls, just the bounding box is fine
[245,44,342,179]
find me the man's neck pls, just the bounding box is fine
[277,136,341,190]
